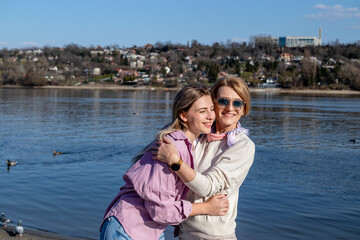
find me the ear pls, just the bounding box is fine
[179,112,188,122]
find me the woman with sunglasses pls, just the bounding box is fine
[100,84,230,240]
[154,76,255,239]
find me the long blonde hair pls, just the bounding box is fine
[132,83,211,163]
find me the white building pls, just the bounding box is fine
[255,27,322,48]
[93,68,101,75]
[49,66,58,71]
[254,36,279,46]
[279,36,321,48]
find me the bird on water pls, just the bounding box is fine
[6,160,17,167]
[53,150,64,156]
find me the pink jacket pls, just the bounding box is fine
[102,130,194,240]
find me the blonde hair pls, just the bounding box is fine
[211,76,251,116]
[132,83,211,163]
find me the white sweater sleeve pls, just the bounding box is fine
[185,136,255,197]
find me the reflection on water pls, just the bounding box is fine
[245,93,360,150]
[0,88,359,239]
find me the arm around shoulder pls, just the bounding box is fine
[185,135,255,197]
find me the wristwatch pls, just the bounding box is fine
[169,158,183,171]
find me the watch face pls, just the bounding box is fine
[171,163,181,171]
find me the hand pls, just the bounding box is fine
[204,194,229,216]
[152,137,179,165]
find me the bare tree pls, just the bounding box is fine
[0,59,25,84]
[301,58,317,87]
[339,62,360,90]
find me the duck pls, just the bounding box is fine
[1,212,13,227]
[350,139,356,143]
[53,150,64,156]
[15,220,24,237]
[6,160,17,167]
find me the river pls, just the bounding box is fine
[0,88,359,239]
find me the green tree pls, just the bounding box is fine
[206,63,219,83]
[245,61,259,73]
[241,71,253,83]
[123,75,135,82]
[235,63,241,75]
[278,67,300,88]
[161,67,167,78]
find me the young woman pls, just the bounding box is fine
[154,77,255,239]
[100,84,229,240]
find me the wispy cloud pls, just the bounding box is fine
[0,41,10,46]
[20,41,38,46]
[305,4,360,20]
[347,25,360,29]
[44,40,57,44]
[231,37,248,43]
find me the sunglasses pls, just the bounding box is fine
[217,97,245,109]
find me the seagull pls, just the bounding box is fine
[53,150,64,156]
[15,220,24,237]
[1,212,13,227]
[6,160,17,167]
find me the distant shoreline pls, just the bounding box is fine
[1,84,360,95]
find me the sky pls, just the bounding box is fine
[0,0,359,49]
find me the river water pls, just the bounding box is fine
[0,88,359,239]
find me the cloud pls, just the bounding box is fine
[20,41,38,46]
[231,37,248,43]
[0,41,10,46]
[305,4,360,20]
[347,25,360,29]
[313,4,331,10]
[44,40,56,44]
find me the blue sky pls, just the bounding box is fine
[1,0,359,49]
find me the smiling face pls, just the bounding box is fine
[214,86,245,133]
[180,95,215,143]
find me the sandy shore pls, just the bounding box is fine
[0,225,90,240]
[1,84,360,95]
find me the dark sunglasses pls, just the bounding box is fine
[217,97,245,109]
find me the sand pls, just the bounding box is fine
[0,225,90,240]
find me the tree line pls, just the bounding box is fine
[0,40,359,90]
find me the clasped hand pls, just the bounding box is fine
[152,137,179,165]
[152,137,229,216]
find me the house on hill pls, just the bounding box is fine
[114,69,140,83]
[144,43,154,51]
[280,53,293,62]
